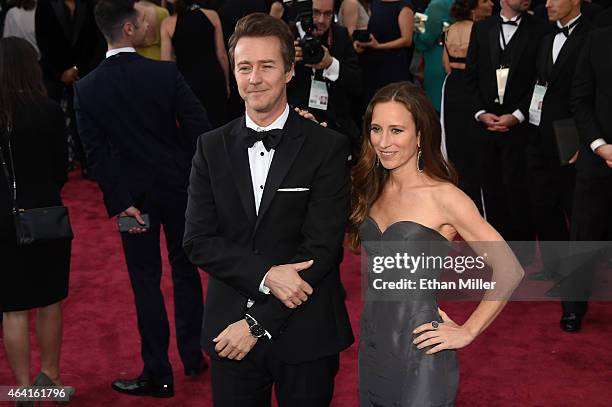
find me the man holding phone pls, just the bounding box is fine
[74,0,211,397]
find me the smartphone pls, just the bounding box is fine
[118,214,150,233]
[352,29,370,43]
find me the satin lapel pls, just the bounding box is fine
[488,20,501,70]
[71,0,87,46]
[254,112,306,233]
[505,18,529,88]
[224,118,257,224]
[538,32,555,83]
[50,0,70,41]
[549,22,588,86]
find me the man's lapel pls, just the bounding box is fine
[224,118,257,224]
[506,17,530,89]
[72,0,87,46]
[488,20,501,70]
[254,111,306,232]
[549,22,589,86]
[50,0,70,41]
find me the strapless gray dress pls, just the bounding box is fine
[359,217,459,407]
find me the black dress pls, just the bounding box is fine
[359,217,459,406]
[0,98,71,312]
[443,53,484,214]
[363,0,415,102]
[172,7,227,127]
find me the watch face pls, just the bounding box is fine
[250,324,265,338]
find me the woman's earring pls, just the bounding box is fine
[376,154,381,168]
[417,146,424,173]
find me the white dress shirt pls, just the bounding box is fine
[552,14,581,64]
[106,47,136,58]
[499,13,522,50]
[244,104,290,339]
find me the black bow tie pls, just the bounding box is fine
[243,127,283,151]
[556,18,580,37]
[500,15,522,26]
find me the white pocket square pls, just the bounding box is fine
[277,187,310,192]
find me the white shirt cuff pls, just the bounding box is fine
[475,110,486,121]
[245,313,272,339]
[590,138,607,153]
[322,57,340,82]
[512,109,525,123]
[259,272,271,294]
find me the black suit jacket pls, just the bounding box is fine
[531,18,593,159]
[466,13,550,118]
[571,26,612,177]
[288,24,363,153]
[35,0,105,87]
[73,53,211,217]
[183,111,354,363]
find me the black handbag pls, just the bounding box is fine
[0,124,74,246]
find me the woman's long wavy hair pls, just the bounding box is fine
[347,82,457,252]
[0,37,46,129]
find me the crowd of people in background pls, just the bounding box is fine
[1,0,611,405]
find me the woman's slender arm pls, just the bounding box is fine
[205,10,231,97]
[159,15,175,61]
[341,0,360,36]
[361,6,414,50]
[413,185,524,354]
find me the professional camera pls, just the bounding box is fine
[283,0,324,65]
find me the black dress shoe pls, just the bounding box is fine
[560,313,582,332]
[184,359,208,378]
[111,378,174,398]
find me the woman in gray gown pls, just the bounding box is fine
[347,81,524,406]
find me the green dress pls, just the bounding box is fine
[413,0,453,111]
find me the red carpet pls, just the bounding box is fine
[1,172,612,406]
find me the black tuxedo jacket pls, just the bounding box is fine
[287,24,363,150]
[531,18,593,159]
[73,53,211,217]
[183,111,354,363]
[466,13,550,118]
[35,0,105,85]
[571,26,612,177]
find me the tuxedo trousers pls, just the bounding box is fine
[120,182,204,383]
[210,339,340,407]
[562,174,612,315]
[480,124,534,242]
[526,145,576,269]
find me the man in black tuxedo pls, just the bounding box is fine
[183,13,353,407]
[526,0,592,282]
[288,0,363,161]
[561,26,612,332]
[35,0,106,175]
[465,0,549,245]
[74,0,210,397]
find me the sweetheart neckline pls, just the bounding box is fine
[365,216,450,242]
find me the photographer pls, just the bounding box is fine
[287,0,363,160]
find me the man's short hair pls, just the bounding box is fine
[94,0,138,43]
[227,13,295,73]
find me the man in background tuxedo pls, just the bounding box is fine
[74,0,210,396]
[35,0,106,175]
[288,0,363,161]
[526,0,592,282]
[561,26,612,332]
[465,0,548,247]
[183,13,353,407]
